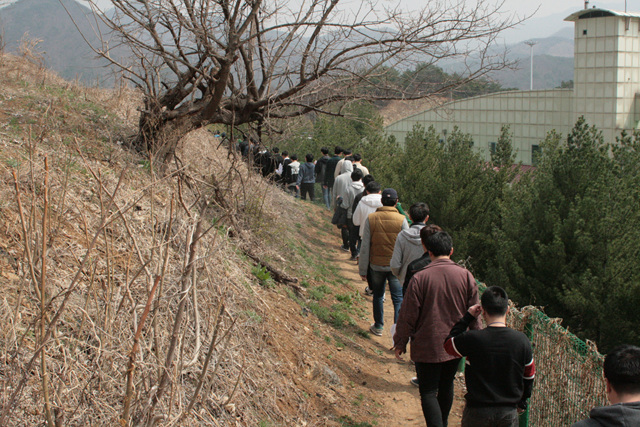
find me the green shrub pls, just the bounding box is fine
[251,265,275,288]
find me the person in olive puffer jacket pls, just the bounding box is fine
[358,188,408,336]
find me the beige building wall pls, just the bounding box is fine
[385,89,574,165]
[572,14,640,143]
[614,17,640,132]
[386,9,640,166]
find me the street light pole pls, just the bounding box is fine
[524,41,537,91]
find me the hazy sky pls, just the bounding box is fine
[86,0,631,42]
[88,0,631,19]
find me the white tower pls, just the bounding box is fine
[565,9,640,140]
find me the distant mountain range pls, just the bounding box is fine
[0,0,578,90]
[0,0,122,85]
[488,29,575,90]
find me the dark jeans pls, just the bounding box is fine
[287,183,299,197]
[369,269,403,328]
[461,406,518,427]
[415,359,460,427]
[300,183,315,201]
[321,185,331,209]
[347,218,359,257]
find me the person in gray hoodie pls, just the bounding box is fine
[342,169,364,259]
[296,153,316,201]
[332,160,354,205]
[572,344,640,427]
[332,160,355,252]
[390,202,430,284]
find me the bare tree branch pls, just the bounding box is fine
[74,0,527,154]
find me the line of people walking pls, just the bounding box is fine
[341,181,640,427]
[236,136,640,427]
[326,166,537,427]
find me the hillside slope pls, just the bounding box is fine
[0,53,465,425]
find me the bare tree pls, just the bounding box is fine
[78,0,523,155]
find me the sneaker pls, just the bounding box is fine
[410,377,419,387]
[364,286,373,296]
[349,255,358,261]
[369,324,383,336]
[340,245,350,252]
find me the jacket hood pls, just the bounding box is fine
[351,181,364,191]
[360,193,382,208]
[588,402,640,426]
[398,224,425,247]
[340,160,353,174]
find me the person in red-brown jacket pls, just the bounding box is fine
[393,231,479,427]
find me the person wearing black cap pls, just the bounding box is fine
[358,188,408,336]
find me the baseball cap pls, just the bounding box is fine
[381,188,398,200]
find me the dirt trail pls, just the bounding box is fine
[330,245,465,426]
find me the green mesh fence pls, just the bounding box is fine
[477,283,607,426]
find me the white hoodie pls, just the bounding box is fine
[352,193,382,237]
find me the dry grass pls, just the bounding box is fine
[0,52,357,426]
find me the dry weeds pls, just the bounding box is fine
[0,52,358,426]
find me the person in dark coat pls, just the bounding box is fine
[296,154,316,201]
[572,345,640,427]
[323,146,343,208]
[315,147,330,209]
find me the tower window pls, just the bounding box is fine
[583,29,588,35]
[532,145,541,166]
[490,142,496,154]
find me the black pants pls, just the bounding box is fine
[461,405,518,427]
[340,226,349,249]
[415,359,460,427]
[300,183,315,201]
[347,218,358,257]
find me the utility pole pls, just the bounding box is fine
[524,41,537,91]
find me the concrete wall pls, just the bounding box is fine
[386,89,574,164]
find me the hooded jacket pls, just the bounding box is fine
[352,194,383,236]
[297,162,315,185]
[390,223,426,283]
[324,155,341,187]
[571,402,640,427]
[285,160,300,184]
[341,180,364,218]
[315,154,330,183]
[332,161,354,205]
